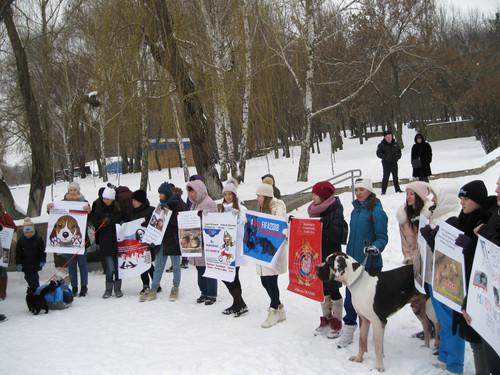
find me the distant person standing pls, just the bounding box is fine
[411,133,433,182]
[376,129,402,195]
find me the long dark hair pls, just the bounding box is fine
[405,194,424,227]
[367,193,377,222]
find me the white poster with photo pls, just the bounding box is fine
[178,211,203,257]
[414,215,430,294]
[0,227,14,267]
[432,222,466,312]
[467,236,500,356]
[46,201,89,254]
[141,204,172,246]
[202,213,238,282]
[116,219,151,279]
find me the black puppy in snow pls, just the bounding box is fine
[26,285,51,315]
[316,252,416,372]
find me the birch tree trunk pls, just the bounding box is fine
[170,93,190,182]
[296,0,315,182]
[139,89,149,190]
[237,0,253,181]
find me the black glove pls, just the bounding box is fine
[0,224,3,231]
[455,234,471,249]
[141,220,148,228]
[288,215,294,223]
[420,225,439,252]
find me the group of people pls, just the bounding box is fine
[1,156,499,374]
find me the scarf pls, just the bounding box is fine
[308,195,336,217]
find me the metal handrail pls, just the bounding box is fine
[284,169,362,202]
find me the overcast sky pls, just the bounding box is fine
[440,0,500,15]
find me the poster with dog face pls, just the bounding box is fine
[242,210,288,270]
[116,219,151,279]
[467,236,500,356]
[178,211,203,257]
[141,205,172,246]
[46,201,89,254]
[414,215,430,294]
[0,226,14,267]
[287,218,324,302]
[201,213,238,282]
[432,222,466,312]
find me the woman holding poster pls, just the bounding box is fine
[447,181,493,375]
[218,179,248,317]
[47,182,91,297]
[255,181,288,328]
[307,181,344,339]
[186,180,218,305]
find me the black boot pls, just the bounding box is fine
[79,286,88,297]
[114,280,123,298]
[72,286,78,295]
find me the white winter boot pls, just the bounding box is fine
[261,308,280,328]
[278,304,286,322]
[337,324,356,347]
[326,298,343,339]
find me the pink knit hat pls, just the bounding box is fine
[406,181,432,201]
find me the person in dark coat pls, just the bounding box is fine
[376,130,402,194]
[15,218,46,290]
[129,189,155,295]
[307,181,344,339]
[445,180,492,375]
[261,174,281,199]
[140,182,187,302]
[411,133,433,182]
[89,187,125,299]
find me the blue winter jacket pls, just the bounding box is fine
[346,198,388,270]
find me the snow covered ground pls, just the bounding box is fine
[1,127,499,375]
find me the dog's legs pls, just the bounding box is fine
[350,316,369,363]
[372,322,385,372]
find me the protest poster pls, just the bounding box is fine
[116,219,151,279]
[46,201,89,254]
[141,204,172,245]
[467,236,500,356]
[242,210,288,270]
[432,222,466,312]
[287,218,324,302]
[414,215,430,293]
[0,227,14,267]
[202,213,238,282]
[178,211,203,257]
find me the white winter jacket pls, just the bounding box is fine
[256,198,288,276]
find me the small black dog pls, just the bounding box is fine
[26,281,58,315]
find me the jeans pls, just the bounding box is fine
[343,267,381,325]
[260,275,280,309]
[152,253,181,291]
[24,272,40,289]
[196,266,217,298]
[66,253,88,288]
[381,162,401,193]
[104,256,119,283]
[430,288,464,374]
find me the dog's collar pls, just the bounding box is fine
[344,267,365,288]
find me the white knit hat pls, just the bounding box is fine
[256,183,274,198]
[102,187,116,200]
[354,178,374,193]
[223,178,238,196]
[68,182,80,192]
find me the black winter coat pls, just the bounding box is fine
[319,198,344,261]
[448,202,492,343]
[376,139,401,164]
[411,134,432,178]
[90,199,125,257]
[479,198,500,246]
[16,234,46,273]
[159,195,188,256]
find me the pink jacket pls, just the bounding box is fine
[397,200,433,263]
[187,180,217,267]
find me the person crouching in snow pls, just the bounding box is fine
[218,179,248,317]
[187,180,218,305]
[255,181,288,328]
[307,181,345,338]
[89,187,125,298]
[16,218,46,290]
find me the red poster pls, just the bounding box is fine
[287,218,324,302]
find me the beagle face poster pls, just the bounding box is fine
[46,201,89,255]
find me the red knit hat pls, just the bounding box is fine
[312,181,336,200]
